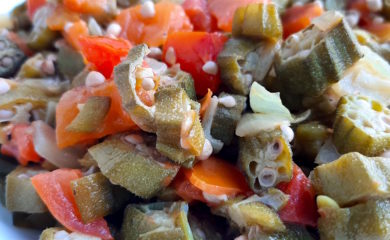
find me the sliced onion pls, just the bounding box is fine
[314,138,341,165]
[32,121,84,168]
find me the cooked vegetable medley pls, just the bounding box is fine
[2,0,390,239]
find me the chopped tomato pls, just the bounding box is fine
[56,81,137,149]
[182,156,251,196]
[47,5,81,31]
[31,169,113,239]
[79,36,132,78]
[208,0,270,32]
[1,124,41,166]
[27,0,46,20]
[63,0,112,15]
[282,2,324,39]
[347,0,369,15]
[182,0,217,32]
[63,20,89,51]
[277,164,318,227]
[172,170,206,203]
[117,1,193,47]
[162,32,227,95]
[363,22,390,43]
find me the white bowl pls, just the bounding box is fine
[0,205,40,239]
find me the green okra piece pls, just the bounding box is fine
[333,95,390,156]
[27,6,59,51]
[318,199,390,240]
[239,129,293,193]
[71,173,115,223]
[72,67,90,88]
[311,152,390,206]
[57,43,85,80]
[383,0,390,20]
[114,44,156,132]
[0,36,26,78]
[120,202,192,240]
[6,166,48,213]
[78,152,98,168]
[161,67,197,101]
[40,228,64,240]
[218,38,279,95]
[155,86,205,167]
[295,121,329,159]
[88,133,180,199]
[274,12,363,110]
[210,93,247,146]
[219,197,285,233]
[218,38,259,95]
[232,3,282,41]
[17,53,47,78]
[66,96,111,133]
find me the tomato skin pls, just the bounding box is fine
[63,0,109,15]
[79,36,132,78]
[31,169,113,239]
[27,0,47,20]
[162,32,228,96]
[117,1,193,47]
[282,3,324,39]
[277,164,318,227]
[56,81,137,149]
[1,124,41,166]
[363,22,390,43]
[182,0,217,32]
[172,170,206,203]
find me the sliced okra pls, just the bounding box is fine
[210,93,247,146]
[88,133,180,199]
[57,43,85,80]
[311,152,390,206]
[160,66,197,100]
[6,166,48,213]
[333,95,390,156]
[66,96,111,133]
[274,12,363,110]
[239,129,293,193]
[155,86,205,167]
[232,3,282,41]
[11,3,31,30]
[0,36,26,78]
[218,38,279,94]
[295,121,329,159]
[120,202,192,240]
[114,44,156,132]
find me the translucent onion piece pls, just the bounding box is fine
[314,138,341,165]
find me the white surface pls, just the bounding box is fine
[0,0,25,15]
[0,205,41,240]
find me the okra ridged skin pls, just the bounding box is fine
[218,38,259,95]
[211,93,247,146]
[232,3,282,41]
[0,36,26,78]
[120,202,190,240]
[311,152,390,206]
[114,44,156,132]
[6,166,48,214]
[333,95,390,156]
[57,44,85,80]
[66,96,111,133]
[295,121,329,159]
[318,199,390,240]
[88,134,180,199]
[71,173,115,223]
[155,86,205,167]
[239,130,293,193]
[274,18,363,110]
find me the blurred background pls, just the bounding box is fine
[0,1,25,15]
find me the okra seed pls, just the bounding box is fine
[373,16,385,24]
[86,71,105,87]
[141,77,155,91]
[54,230,69,240]
[0,79,10,94]
[0,110,14,119]
[41,60,55,75]
[148,47,162,59]
[1,56,13,68]
[280,124,294,142]
[202,61,218,75]
[218,96,236,108]
[198,139,213,160]
[106,23,122,37]
[345,10,360,27]
[64,22,74,32]
[165,47,176,65]
[124,134,144,145]
[367,0,383,12]
[140,1,156,18]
